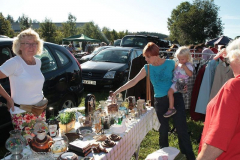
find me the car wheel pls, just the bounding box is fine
[59,95,76,111]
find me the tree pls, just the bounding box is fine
[167,0,223,45]
[102,27,112,42]
[0,13,14,37]
[32,19,39,23]
[19,14,32,31]
[79,21,106,42]
[118,31,127,39]
[54,29,65,44]
[39,18,57,43]
[6,14,14,23]
[67,13,77,36]
[61,13,77,38]
[111,29,119,42]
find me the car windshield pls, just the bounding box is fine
[121,36,148,48]
[91,49,129,63]
[91,47,102,55]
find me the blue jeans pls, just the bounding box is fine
[154,93,195,160]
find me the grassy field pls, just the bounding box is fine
[0,89,204,159]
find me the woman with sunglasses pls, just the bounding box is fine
[0,28,45,140]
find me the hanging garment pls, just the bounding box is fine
[209,60,234,101]
[195,60,218,114]
[182,67,196,109]
[126,55,154,103]
[190,64,206,121]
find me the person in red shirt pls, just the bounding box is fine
[210,44,218,53]
[197,38,240,160]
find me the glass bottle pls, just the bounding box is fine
[48,117,58,137]
[50,129,69,158]
[5,130,27,160]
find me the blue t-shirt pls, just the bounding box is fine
[144,59,175,98]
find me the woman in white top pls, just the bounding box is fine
[0,28,45,139]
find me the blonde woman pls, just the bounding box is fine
[164,46,193,117]
[0,28,45,139]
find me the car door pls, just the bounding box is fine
[0,44,13,100]
[40,44,75,111]
[34,45,60,109]
[0,43,14,143]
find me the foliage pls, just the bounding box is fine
[19,14,32,31]
[6,14,14,23]
[101,27,128,44]
[2,12,168,45]
[39,18,57,43]
[78,21,106,43]
[58,111,75,125]
[0,13,14,37]
[167,0,223,45]
[102,27,112,42]
[61,13,77,38]
[54,29,65,44]
[67,13,77,36]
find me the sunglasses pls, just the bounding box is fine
[21,43,38,47]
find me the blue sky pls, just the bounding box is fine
[1,0,239,39]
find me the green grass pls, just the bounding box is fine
[138,114,204,160]
[0,89,204,159]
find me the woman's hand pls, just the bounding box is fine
[112,91,118,103]
[214,48,227,60]
[7,98,14,112]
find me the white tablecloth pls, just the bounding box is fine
[2,107,160,160]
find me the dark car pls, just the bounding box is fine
[114,39,121,46]
[79,46,113,63]
[81,47,142,89]
[0,38,84,144]
[120,35,169,48]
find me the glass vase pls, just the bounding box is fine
[5,130,27,160]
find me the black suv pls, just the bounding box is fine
[0,38,84,144]
[120,35,169,48]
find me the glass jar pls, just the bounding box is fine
[5,130,27,160]
[33,118,49,135]
[50,129,69,158]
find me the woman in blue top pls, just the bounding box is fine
[113,42,195,160]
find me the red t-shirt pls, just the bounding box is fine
[211,48,218,53]
[198,75,240,159]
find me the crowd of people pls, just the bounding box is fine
[113,40,240,160]
[1,28,240,159]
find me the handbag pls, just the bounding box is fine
[146,65,152,106]
[19,97,48,116]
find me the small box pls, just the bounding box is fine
[59,120,76,133]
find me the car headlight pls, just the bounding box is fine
[103,71,116,79]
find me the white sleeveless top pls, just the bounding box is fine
[0,56,44,106]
